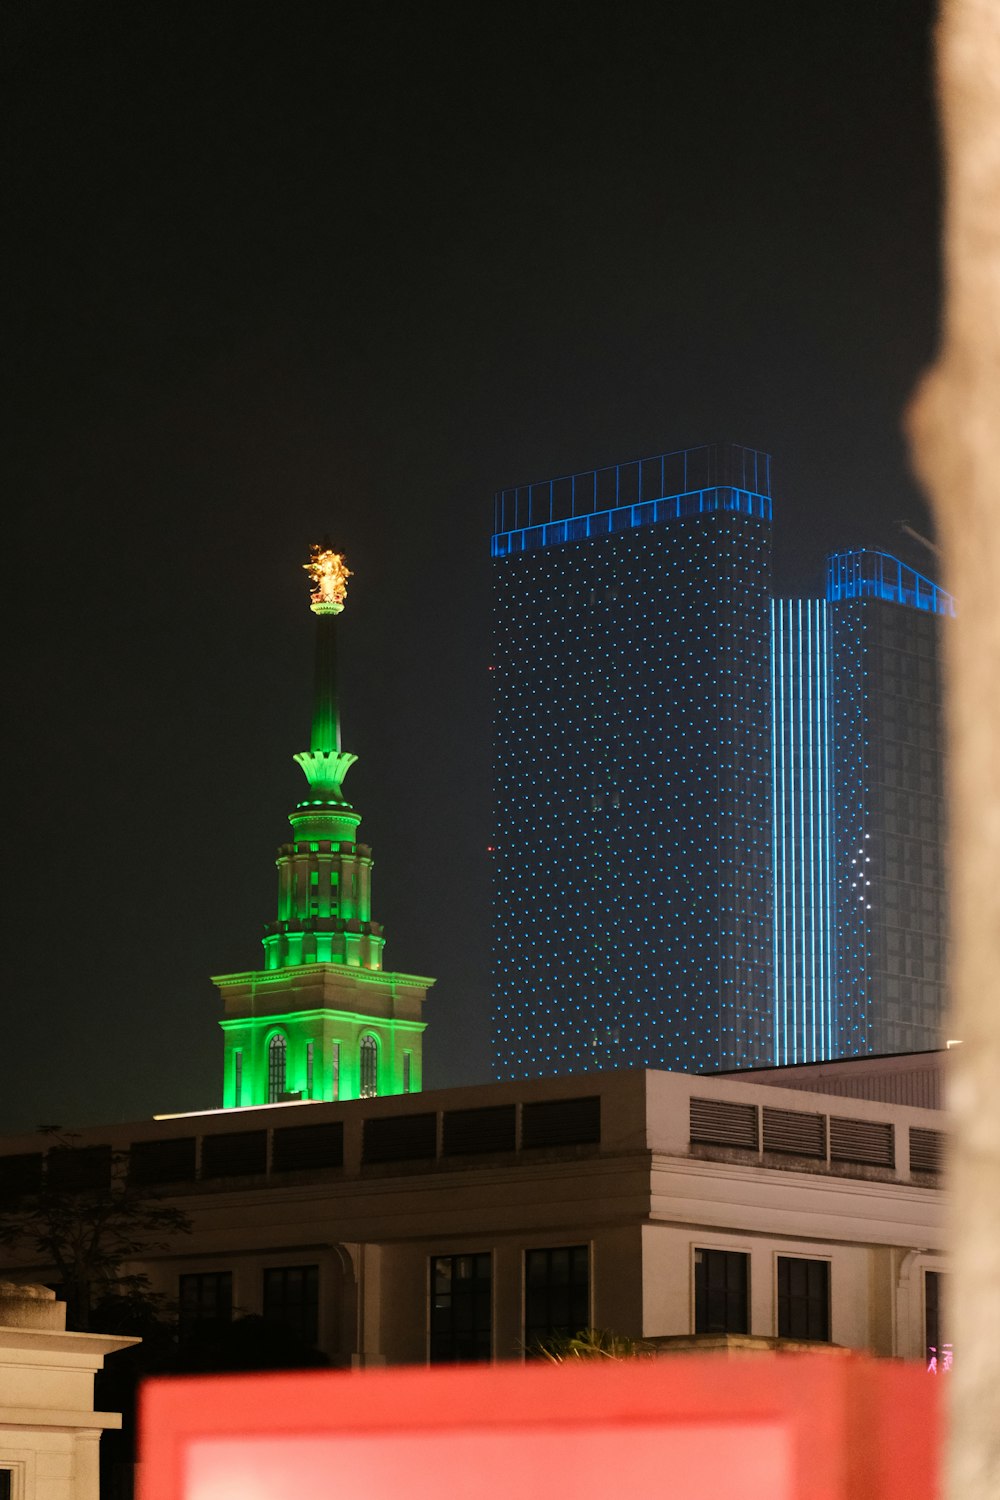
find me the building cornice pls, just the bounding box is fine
[212,965,435,990]
[219,1010,427,1033]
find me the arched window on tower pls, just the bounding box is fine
[359,1035,378,1099]
[268,1034,287,1103]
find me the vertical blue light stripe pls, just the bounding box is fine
[769,601,781,1064]
[771,597,834,1065]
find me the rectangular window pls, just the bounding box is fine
[524,1245,589,1351]
[925,1270,947,1365]
[306,1042,314,1099]
[403,1051,412,1093]
[233,1050,242,1107]
[331,1042,341,1101]
[430,1253,492,1364]
[776,1257,830,1341]
[694,1248,748,1334]
[179,1271,233,1340]
[0,1470,10,1500]
[262,1265,320,1346]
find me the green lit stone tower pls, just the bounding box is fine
[214,546,433,1107]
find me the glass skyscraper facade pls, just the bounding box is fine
[492,444,953,1080]
[492,443,775,1078]
[770,555,953,1063]
[826,552,951,1058]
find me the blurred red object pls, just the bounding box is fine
[138,1352,939,1500]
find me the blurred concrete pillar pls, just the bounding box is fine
[909,2,1000,1492]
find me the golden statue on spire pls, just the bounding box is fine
[304,544,352,615]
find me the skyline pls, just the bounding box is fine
[5,2,942,1130]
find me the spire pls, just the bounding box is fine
[310,610,340,752]
[214,541,432,1111]
[294,544,357,804]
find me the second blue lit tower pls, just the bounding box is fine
[771,551,952,1063]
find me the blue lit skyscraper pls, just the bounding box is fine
[491,443,775,1078]
[770,551,952,1062]
[492,444,952,1080]
[831,552,950,1056]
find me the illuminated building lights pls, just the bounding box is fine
[212,549,432,1109]
[492,442,951,1077]
[491,444,774,1078]
[826,550,955,618]
[770,600,834,1063]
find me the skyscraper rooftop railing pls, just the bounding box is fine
[491,441,772,558]
[826,550,956,617]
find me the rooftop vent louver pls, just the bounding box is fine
[690,1097,759,1150]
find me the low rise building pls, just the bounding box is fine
[0,1067,946,1368]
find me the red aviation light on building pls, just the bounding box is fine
[138,1353,939,1500]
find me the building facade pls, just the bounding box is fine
[772,550,952,1061]
[492,443,775,1079]
[0,1285,134,1500]
[213,549,432,1108]
[0,1068,947,1369]
[492,446,951,1076]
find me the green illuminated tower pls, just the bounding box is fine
[214,546,433,1107]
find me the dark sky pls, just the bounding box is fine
[3,1,941,1132]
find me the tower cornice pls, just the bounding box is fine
[212,965,437,991]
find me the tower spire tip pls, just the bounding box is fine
[305,543,352,615]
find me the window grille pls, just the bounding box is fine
[271,1122,343,1173]
[359,1035,378,1099]
[129,1137,196,1186]
[762,1107,826,1158]
[690,1097,759,1150]
[694,1248,748,1334]
[777,1257,830,1341]
[46,1145,112,1194]
[430,1254,492,1364]
[263,1264,319,1346]
[200,1130,267,1179]
[442,1105,516,1156]
[829,1116,894,1168]
[925,1269,947,1365]
[179,1271,232,1340]
[524,1245,590,1350]
[910,1127,944,1174]
[0,1153,43,1206]
[521,1096,600,1148]
[267,1034,287,1103]
[363,1113,436,1164]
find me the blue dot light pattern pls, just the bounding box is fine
[828,592,949,1056]
[770,600,835,1064]
[491,506,775,1081]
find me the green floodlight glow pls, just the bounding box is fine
[214,545,430,1110]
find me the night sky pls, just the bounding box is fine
[4,1,941,1132]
